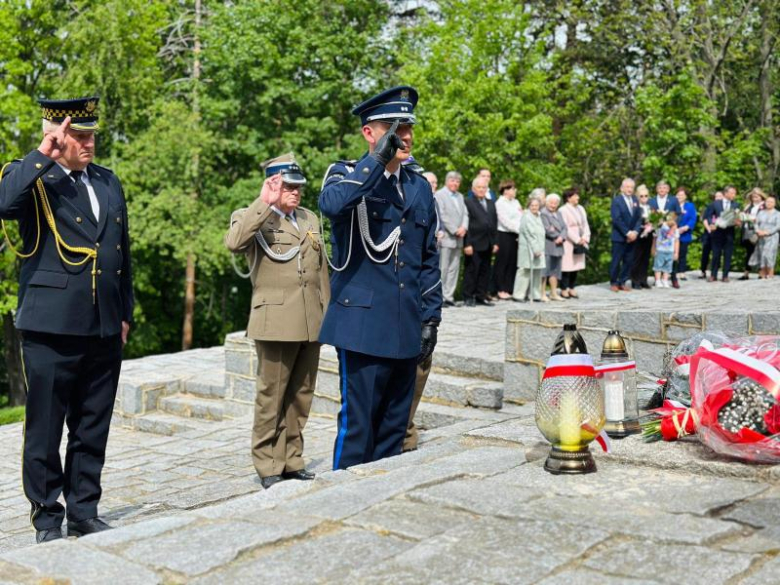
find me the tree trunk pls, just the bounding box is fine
[758,2,779,190]
[182,253,195,350]
[3,313,25,406]
[181,0,202,351]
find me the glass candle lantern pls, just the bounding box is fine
[598,330,640,438]
[535,324,605,475]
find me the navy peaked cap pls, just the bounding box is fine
[39,96,100,131]
[352,86,418,125]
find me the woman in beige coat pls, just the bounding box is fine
[559,188,591,298]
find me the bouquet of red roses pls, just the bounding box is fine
[642,336,780,464]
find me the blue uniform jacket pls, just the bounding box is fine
[318,154,442,360]
[611,194,643,243]
[0,150,134,337]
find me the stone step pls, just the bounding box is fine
[158,394,227,421]
[315,368,503,409]
[183,371,227,399]
[114,412,207,436]
[318,344,503,384]
[310,391,514,431]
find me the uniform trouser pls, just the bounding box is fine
[253,340,319,478]
[742,239,756,272]
[462,248,492,300]
[610,240,635,285]
[403,355,433,452]
[513,268,542,300]
[710,229,735,279]
[439,247,462,303]
[494,232,519,293]
[333,350,416,470]
[21,331,122,531]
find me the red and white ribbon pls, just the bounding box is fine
[542,354,595,380]
[690,346,780,401]
[594,360,636,378]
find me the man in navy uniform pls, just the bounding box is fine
[0,98,133,543]
[319,86,442,469]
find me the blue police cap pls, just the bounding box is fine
[39,96,100,131]
[352,86,418,126]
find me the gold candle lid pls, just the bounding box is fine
[601,330,628,359]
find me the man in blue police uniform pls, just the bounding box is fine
[319,86,442,469]
[0,98,133,543]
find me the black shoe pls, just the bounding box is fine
[443,300,455,307]
[67,517,112,538]
[260,475,284,489]
[464,297,476,307]
[475,298,495,306]
[640,282,651,289]
[36,527,63,544]
[739,274,749,281]
[282,469,315,481]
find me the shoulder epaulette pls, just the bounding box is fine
[321,159,358,190]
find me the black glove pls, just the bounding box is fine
[370,119,404,167]
[419,321,438,364]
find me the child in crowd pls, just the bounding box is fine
[653,216,680,288]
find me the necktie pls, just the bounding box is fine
[70,170,97,221]
[480,199,487,211]
[286,214,298,231]
[724,201,729,212]
[389,174,403,201]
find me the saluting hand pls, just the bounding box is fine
[38,116,71,160]
[370,119,404,168]
[260,173,284,207]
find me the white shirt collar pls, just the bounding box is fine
[383,167,401,182]
[56,162,91,184]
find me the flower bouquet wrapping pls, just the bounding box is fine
[665,332,730,407]
[642,336,780,464]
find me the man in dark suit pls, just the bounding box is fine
[648,180,681,216]
[706,185,739,282]
[463,177,498,306]
[0,98,133,543]
[609,178,643,292]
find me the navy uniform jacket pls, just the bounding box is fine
[0,150,134,337]
[319,154,442,360]
[610,194,643,243]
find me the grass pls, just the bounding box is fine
[0,406,25,426]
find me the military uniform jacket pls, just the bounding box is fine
[0,150,134,337]
[318,154,442,360]
[225,198,330,343]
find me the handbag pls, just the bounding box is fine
[573,243,589,255]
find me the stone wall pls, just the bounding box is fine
[504,307,780,403]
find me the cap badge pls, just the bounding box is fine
[85,100,97,113]
[400,89,409,99]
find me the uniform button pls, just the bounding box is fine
[97,269,102,275]
[399,261,405,268]
[401,218,406,224]
[117,269,122,275]
[362,167,369,174]
[373,212,378,218]
[399,239,405,245]
[95,242,100,248]
[35,163,42,169]
[116,217,121,223]
[116,244,121,251]
[400,283,405,289]
[344,299,350,304]
[76,217,82,223]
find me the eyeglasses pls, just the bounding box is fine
[282,184,302,193]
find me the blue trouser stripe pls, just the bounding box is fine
[333,348,349,470]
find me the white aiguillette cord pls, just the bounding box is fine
[322,197,401,272]
[230,230,301,279]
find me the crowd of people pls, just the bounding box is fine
[421,170,780,306]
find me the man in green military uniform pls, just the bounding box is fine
[226,154,330,489]
[0,98,134,543]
